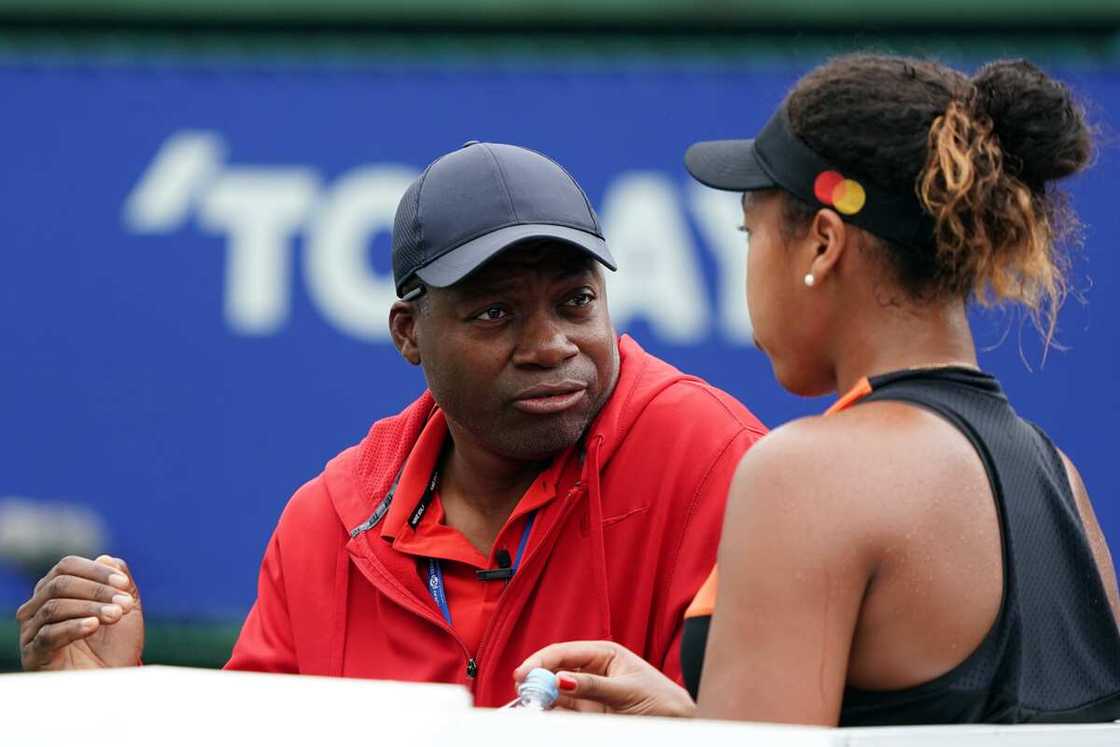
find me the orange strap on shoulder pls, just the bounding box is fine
[685,566,718,619]
[824,376,873,417]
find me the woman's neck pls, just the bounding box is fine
[831,300,979,398]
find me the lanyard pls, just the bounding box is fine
[426,510,537,627]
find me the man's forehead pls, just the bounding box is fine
[455,241,597,290]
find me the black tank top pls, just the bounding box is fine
[680,367,1120,724]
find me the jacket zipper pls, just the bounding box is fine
[350,473,587,694]
[399,585,478,680]
[470,480,586,693]
[348,552,477,680]
[421,601,477,680]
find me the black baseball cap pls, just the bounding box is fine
[392,141,617,297]
[685,108,935,251]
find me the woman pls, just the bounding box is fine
[516,54,1120,725]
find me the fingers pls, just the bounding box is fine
[21,617,101,670]
[555,668,696,718]
[96,555,140,600]
[33,555,127,595]
[18,574,134,623]
[514,640,623,682]
[16,555,137,670]
[26,555,130,602]
[551,670,639,710]
[18,555,136,622]
[552,693,607,713]
[514,641,695,717]
[18,598,126,647]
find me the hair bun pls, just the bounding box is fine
[971,59,1092,188]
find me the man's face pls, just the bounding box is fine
[400,242,619,461]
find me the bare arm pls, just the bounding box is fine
[695,422,878,725]
[516,420,882,723]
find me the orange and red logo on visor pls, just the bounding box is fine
[813,170,866,215]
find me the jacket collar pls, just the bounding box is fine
[325,334,693,537]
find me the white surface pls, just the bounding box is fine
[470,709,834,747]
[838,722,1120,747]
[1,665,470,743]
[0,666,1116,746]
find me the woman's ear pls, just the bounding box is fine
[389,301,422,366]
[803,208,849,286]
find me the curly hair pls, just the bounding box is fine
[781,54,1093,343]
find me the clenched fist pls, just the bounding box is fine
[17,554,144,670]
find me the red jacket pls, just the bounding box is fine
[226,336,766,706]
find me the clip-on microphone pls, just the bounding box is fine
[475,549,514,581]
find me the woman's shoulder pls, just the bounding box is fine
[729,400,990,543]
[739,398,969,471]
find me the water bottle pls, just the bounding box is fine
[503,667,560,711]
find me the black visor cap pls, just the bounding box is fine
[684,138,775,193]
[685,109,935,251]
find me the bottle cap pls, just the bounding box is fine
[518,667,560,708]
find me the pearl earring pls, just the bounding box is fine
[804,273,816,287]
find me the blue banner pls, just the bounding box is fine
[2,60,1117,618]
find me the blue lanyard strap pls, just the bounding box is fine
[427,558,453,626]
[512,511,536,573]
[426,510,537,627]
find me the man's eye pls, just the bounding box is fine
[737,224,752,236]
[474,306,509,321]
[564,292,594,308]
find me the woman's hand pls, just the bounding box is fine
[514,640,696,717]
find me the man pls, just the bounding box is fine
[17,142,767,706]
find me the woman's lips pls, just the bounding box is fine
[512,388,588,415]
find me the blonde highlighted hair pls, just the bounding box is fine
[784,55,1092,346]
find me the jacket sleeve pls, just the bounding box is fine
[224,529,299,673]
[655,426,761,683]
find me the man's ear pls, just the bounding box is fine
[804,208,849,285]
[389,301,422,366]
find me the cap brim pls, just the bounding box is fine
[685,139,776,192]
[415,223,617,289]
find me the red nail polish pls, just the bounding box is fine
[558,674,578,691]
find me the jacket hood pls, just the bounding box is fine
[324,334,699,535]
